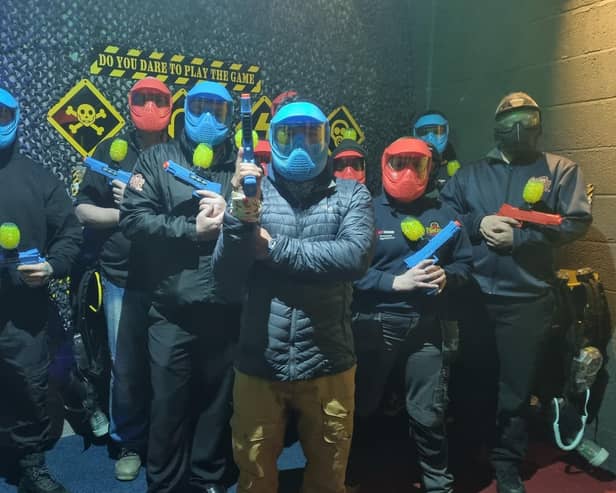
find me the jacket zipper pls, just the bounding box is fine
[489,162,513,294]
[289,308,297,379]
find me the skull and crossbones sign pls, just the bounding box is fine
[66,104,107,135]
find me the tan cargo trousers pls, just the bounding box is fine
[231,366,356,493]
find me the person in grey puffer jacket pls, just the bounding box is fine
[212,100,375,493]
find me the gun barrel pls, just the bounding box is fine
[240,93,257,197]
[498,204,562,225]
[163,160,223,195]
[0,248,45,267]
[84,157,131,184]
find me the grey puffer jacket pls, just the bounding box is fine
[213,175,375,381]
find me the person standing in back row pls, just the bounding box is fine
[75,77,173,481]
[440,92,592,493]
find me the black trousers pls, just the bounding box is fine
[0,289,52,457]
[451,285,553,471]
[112,288,151,454]
[146,302,238,493]
[349,312,453,493]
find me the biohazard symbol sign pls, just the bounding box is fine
[47,79,125,157]
[327,105,365,155]
[233,95,272,141]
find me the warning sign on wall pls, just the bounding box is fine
[327,105,365,154]
[168,89,187,140]
[90,45,262,94]
[233,95,272,141]
[47,79,125,157]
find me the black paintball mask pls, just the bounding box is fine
[494,92,542,159]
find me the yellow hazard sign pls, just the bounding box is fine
[327,105,365,154]
[90,45,263,94]
[233,95,272,142]
[168,89,187,140]
[47,79,125,157]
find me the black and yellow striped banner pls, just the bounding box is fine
[90,45,262,93]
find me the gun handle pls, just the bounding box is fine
[426,255,438,296]
[243,176,258,197]
[426,255,440,296]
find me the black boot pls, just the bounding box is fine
[494,465,525,493]
[18,453,70,493]
[411,420,454,493]
[491,416,527,493]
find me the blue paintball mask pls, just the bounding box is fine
[184,81,233,147]
[269,102,330,182]
[413,113,449,155]
[0,88,19,149]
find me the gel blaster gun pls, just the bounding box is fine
[84,157,132,185]
[404,220,461,269]
[497,203,562,226]
[0,248,46,269]
[240,93,258,197]
[163,160,222,197]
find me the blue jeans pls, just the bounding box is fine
[102,275,150,452]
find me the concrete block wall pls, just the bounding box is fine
[411,0,616,472]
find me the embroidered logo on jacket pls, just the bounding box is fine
[426,221,442,237]
[530,176,552,193]
[129,173,145,192]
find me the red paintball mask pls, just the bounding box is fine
[333,149,366,184]
[255,139,271,175]
[381,137,432,203]
[129,77,172,132]
[271,90,298,117]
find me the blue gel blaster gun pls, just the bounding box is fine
[163,160,223,197]
[404,220,461,295]
[84,156,132,185]
[240,93,257,197]
[0,248,46,269]
[404,220,461,269]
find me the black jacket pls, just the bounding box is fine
[440,149,592,297]
[352,191,473,315]
[119,134,236,306]
[213,175,375,381]
[0,145,82,294]
[75,132,142,287]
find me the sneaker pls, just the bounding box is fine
[576,438,610,467]
[18,454,69,493]
[115,449,141,481]
[88,407,109,437]
[495,466,525,493]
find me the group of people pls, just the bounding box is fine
[0,76,592,493]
